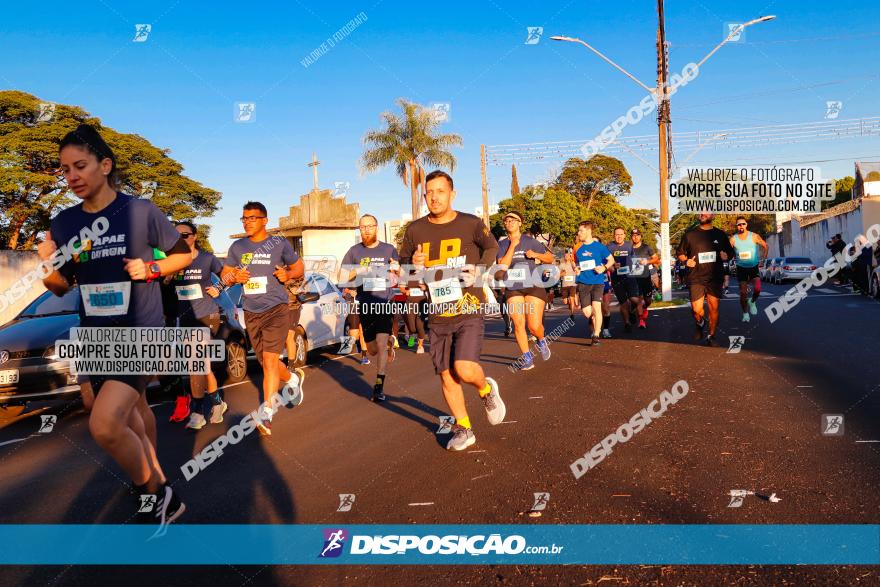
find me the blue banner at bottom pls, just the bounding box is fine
[1,525,877,565]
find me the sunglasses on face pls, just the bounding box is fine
[178,232,194,238]
[736,223,747,226]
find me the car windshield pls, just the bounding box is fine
[785,257,812,264]
[19,289,80,317]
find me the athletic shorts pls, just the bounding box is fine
[628,278,653,298]
[611,279,629,304]
[359,310,393,343]
[244,303,289,363]
[561,285,576,298]
[179,312,220,336]
[689,281,723,300]
[736,265,760,281]
[289,306,301,330]
[577,283,605,306]
[505,287,548,302]
[428,317,484,374]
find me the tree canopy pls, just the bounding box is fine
[0,90,221,249]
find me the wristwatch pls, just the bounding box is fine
[145,262,161,282]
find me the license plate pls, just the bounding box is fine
[0,370,19,385]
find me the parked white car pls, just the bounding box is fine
[234,271,347,367]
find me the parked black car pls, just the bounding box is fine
[0,285,250,407]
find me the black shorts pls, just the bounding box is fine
[611,279,630,304]
[359,310,393,343]
[736,265,760,282]
[629,278,653,298]
[561,285,577,298]
[577,283,605,306]
[289,306,302,330]
[428,317,484,374]
[689,281,723,300]
[85,375,150,396]
[505,287,548,302]
[179,312,221,336]
[244,303,289,362]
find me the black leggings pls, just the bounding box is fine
[405,296,427,340]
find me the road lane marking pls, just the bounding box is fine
[0,437,30,447]
[217,380,251,391]
[408,502,434,506]
[797,385,813,388]
[470,474,491,481]
[855,440,880,443]
[529,396,543,399]
[500,421,517,424]
[467,450,486,454]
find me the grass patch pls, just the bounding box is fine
[650,298,689,308]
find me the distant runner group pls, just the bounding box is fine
[37,123,770,531]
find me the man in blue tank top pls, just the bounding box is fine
[729,216,768,323]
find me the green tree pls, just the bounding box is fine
[0,90,221,250]
[511,164,520,197]
[553,155,633,210]
[360,98,463,219]
[822,176,855,210]
[669,212,775,248]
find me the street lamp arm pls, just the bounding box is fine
[550,35,654,93]
[693,15,776,71]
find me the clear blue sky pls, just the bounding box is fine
[3,1,879,251]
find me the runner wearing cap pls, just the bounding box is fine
[627,228,659,330]
[497,211,555,370]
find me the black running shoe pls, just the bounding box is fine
[693,318,705,341]
[137,484,185,538]
[705,335,720,347]
[591,335,601,346]
[372,387,386,402]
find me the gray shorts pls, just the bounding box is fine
[428,317,484,375]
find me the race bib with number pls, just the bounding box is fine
[80,282,131,317]
[363,277,387,292]
[244,276,268,295]
[563,275,575,284]
[698,251,717,264]
[579,259,596,271]
[506,267,527,281]
[738,251,753,261]
[175,284,203,301]
[408,288,424,297]
[427,277,463,304]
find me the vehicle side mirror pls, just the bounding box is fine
[297,292,321,304]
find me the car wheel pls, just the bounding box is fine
[223,338,248,384]
[293,327,308,368]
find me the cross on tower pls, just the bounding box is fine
[307,152,320,191]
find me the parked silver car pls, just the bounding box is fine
[762,257,782,281]
[773,257,817,284]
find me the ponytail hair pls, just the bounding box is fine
[59,124,118,188]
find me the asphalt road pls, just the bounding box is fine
[2,279,880,586]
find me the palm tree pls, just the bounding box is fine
[360,98,463,219]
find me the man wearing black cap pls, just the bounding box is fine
[627,228,659,329]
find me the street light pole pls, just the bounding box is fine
[551,12,774,301]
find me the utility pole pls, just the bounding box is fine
[480,144,490,227]
[308,152,320,191]
[656,0,673,301]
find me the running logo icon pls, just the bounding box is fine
[319,528,348,558]
[333,181,350,197]
[525,27,543,44]
[531,492,550,512]
[235,102,256,123]
[138,494,157,513]
[825,101,843,120]
[337,494,355,512]
[37,103,56,122]
[727,489,749,508]
[436,416,455,434]
[725,23,744,43]
[821,414,844,436]
[38,415,57,433]
[140,181,157,199]
[133,24,152,42]
[727,336,745,353]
